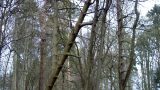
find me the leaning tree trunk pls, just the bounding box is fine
[45,0,92,90]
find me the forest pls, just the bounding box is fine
[0,0,160,90]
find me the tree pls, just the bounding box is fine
[136,4,160,90]
[116,0,140,90]
[0,0,158,90]
[45,0,92,89]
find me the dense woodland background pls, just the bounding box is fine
[0,0,160,90]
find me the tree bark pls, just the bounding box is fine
[116,0,124,89]
[39,3,47,90]
[51,1,59,89]
[122,0,140,89]
[117,0,140,90]
[12,54,18,90]
[85,0,99,89]
[45,0,92,90]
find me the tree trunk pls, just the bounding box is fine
[117,0,139,90]
[51,1,59,90]
[85,0,99,90]
[39,3,47,90]
[45,0,92,90]
[12,54,18,90]
[116,0,124,89]
[146,51,150,90]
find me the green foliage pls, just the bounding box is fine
[136,4,160,90]
[147,4,160,26]
[137,4,160,54]
[154,67,160,88]
[19,0,38,18]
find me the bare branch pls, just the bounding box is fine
[80,21,93,27]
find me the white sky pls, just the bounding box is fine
[139,0,160,16]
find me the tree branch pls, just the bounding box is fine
[45,0,92,90]
[123,0,140,89]
[80,21,93,27]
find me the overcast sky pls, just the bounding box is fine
[139,0,160,16]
